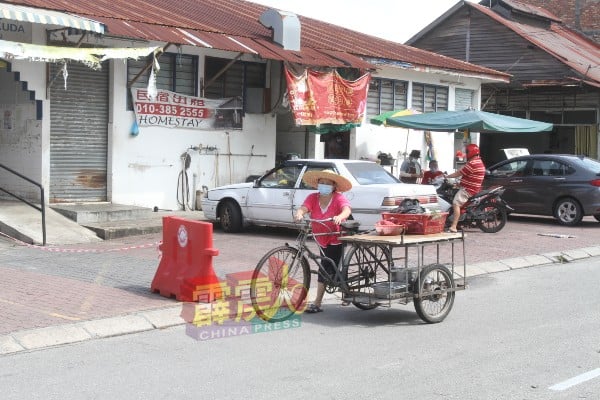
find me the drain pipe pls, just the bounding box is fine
[226,132,232,184]
[177,151,192,210]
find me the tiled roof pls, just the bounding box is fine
[0,0,509,80]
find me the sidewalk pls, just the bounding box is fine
[1,215,599,355]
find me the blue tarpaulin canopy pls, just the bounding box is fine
[386,109,553,133]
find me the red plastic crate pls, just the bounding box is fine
[381,212,448,235]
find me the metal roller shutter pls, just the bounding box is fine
[49,61,108,202]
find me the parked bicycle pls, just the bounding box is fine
[249,218,458,324]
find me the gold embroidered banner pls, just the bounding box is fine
[285,67,370,126]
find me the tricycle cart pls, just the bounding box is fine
[249,219,467,324]
[339,230,466,323]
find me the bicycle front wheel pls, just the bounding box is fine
[250,246,310,322]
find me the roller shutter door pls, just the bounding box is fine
[49,61,108,202]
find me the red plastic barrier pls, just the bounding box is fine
[151,216,222,302]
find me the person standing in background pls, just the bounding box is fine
[400,149,423,183]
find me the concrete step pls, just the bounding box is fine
[0,200,209,245]
[51,203,154,224]
[82,210,208,240]
[0,200,102,245]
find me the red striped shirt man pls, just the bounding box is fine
[445,144,486,232]
[458,157,486,195]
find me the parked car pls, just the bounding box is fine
[483,154,600,225]
[201,159,440,232]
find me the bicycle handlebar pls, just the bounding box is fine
[296,217,367,237]
[305,218,334,223]
[294,217,340,237]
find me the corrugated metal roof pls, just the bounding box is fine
[0,0,508,79]
[500,0,562,23]
[471,2,600,85]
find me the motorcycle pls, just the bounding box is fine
[433,176,513,233]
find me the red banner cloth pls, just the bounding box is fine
[285,67,370,126]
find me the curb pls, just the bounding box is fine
[0,305,184,356]
[2,245,600,356]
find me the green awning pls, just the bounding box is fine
[308,123,361,134]
[386,109,553,133]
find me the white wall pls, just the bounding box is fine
[108,114,276,210]
[353,121,457,176]
[0,22,48,200]
[109,59,277,211]
[0,60,46,201]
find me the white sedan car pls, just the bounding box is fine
[201,159,440,232]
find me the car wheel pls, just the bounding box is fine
[219,200,243,233]
[554,197,583,226]
[594,214,600,223]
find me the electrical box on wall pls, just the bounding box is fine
[246,88,270,114]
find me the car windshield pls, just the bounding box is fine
[344,162,400,185]
[260,165,302,188]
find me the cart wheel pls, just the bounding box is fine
[413,264,455,323]
[250,246,310,322]
[342,244,392,310]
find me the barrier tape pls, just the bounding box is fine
[0,231,162,253]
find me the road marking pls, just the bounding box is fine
[549,368,600,391]
[0,297,81,321]
[48,313,81,321]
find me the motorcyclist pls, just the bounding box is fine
[444,144,486,232]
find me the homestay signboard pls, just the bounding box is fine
[131,88,242,130]
[284,67,370,126]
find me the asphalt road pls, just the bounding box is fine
[1,256,599,400]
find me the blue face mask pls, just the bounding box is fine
[317,183,333,195]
